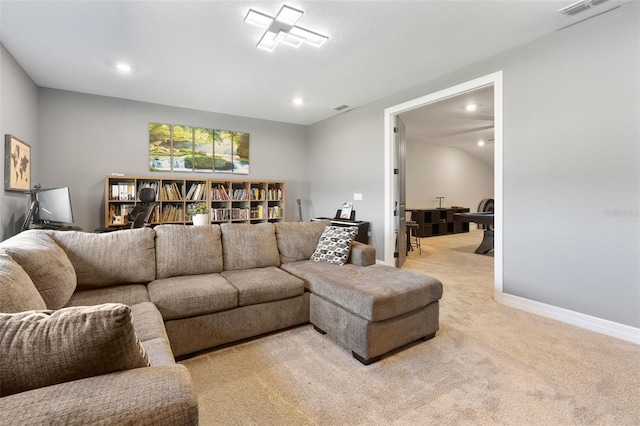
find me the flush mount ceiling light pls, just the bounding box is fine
[465,103,478,111]
[558,0,610,16]
[244,4,329,52]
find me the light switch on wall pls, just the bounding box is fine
[354,193,363,201]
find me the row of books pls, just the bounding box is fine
[216,187,283,201]
[268,206,282,219]
[185,183,207,201]
[211,184,230,201]
[161,182,183,201]
[110,182,136,201]
[111,183,283,202]
[210,208,251,221]
[267,188,283,201]
[208,207,282,221]
[161,204,184,222]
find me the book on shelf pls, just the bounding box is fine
[268,206,282,218]
[111,182,136,200]
[212,208,230,221]
[186,183,206,201]
[161,182,182,201]
[232,188,250,201]
[161,204,184,222]
[231,208,250,220]
[249,187,266,200]
[268,187,283,201]
[211,184,229,201]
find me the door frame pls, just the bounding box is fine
[383,71,504,298]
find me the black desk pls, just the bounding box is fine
[453,213,493,254]
[311,218,370,244]
[31,224,82,231]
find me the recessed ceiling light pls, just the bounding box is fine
[477,140,485,146]
[465,103,478,112]
[115,62,132,73]
[293,97,304,106]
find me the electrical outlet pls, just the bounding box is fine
[354,193,363,201]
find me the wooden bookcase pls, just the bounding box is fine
[104,175,285,228]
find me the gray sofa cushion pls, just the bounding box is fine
[0,230,77,309]
[52,228,156,289]
[0,252,47,313]
[221,223,280,270]
[281,262,443,322]
[148,273,238,320]
[65,284,150,307]
[221,266,304,306]
[274,220,329,264]
[0,304,150,397]
[155,224,223,279]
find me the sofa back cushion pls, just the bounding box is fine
[154,224,223,279]
[220,223,280,270]
[274,220,330,264]
[52,228,156,289]
[0,230,77,309]
[0,303,150,397]
[0,251,47,313]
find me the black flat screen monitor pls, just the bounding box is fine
[35,187,74,225]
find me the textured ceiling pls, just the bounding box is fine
[0,0,630,125]
[401,85,495,167]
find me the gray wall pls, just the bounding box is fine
[37,89,309,232]
[0,45,39,239]
[308,3,639,327]
[406,142,493,210]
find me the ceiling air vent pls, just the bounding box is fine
[332,104,350,111]
[558,0,609,16]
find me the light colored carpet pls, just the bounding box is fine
[180,230,640,425]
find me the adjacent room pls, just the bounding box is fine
[1,1,638,424]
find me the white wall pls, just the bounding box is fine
[308,3,639,328]
[0,45,39,239]
[37,89,309,232]
[406,142,493,210]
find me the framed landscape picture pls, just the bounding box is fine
[150,123,249,174]
[4,134,30,192]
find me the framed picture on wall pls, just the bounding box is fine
[4,134,31,192]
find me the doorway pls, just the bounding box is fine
[384,71,504,299]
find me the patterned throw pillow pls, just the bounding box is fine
[310,226,358,266]
[0,303,150,397]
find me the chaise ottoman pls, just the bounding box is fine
[280,262,443,364]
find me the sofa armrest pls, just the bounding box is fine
[347,241,376,266]
[0,365,198,426]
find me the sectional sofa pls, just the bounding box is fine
[0,220,443,424]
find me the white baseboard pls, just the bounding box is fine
[497,292,640,345]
